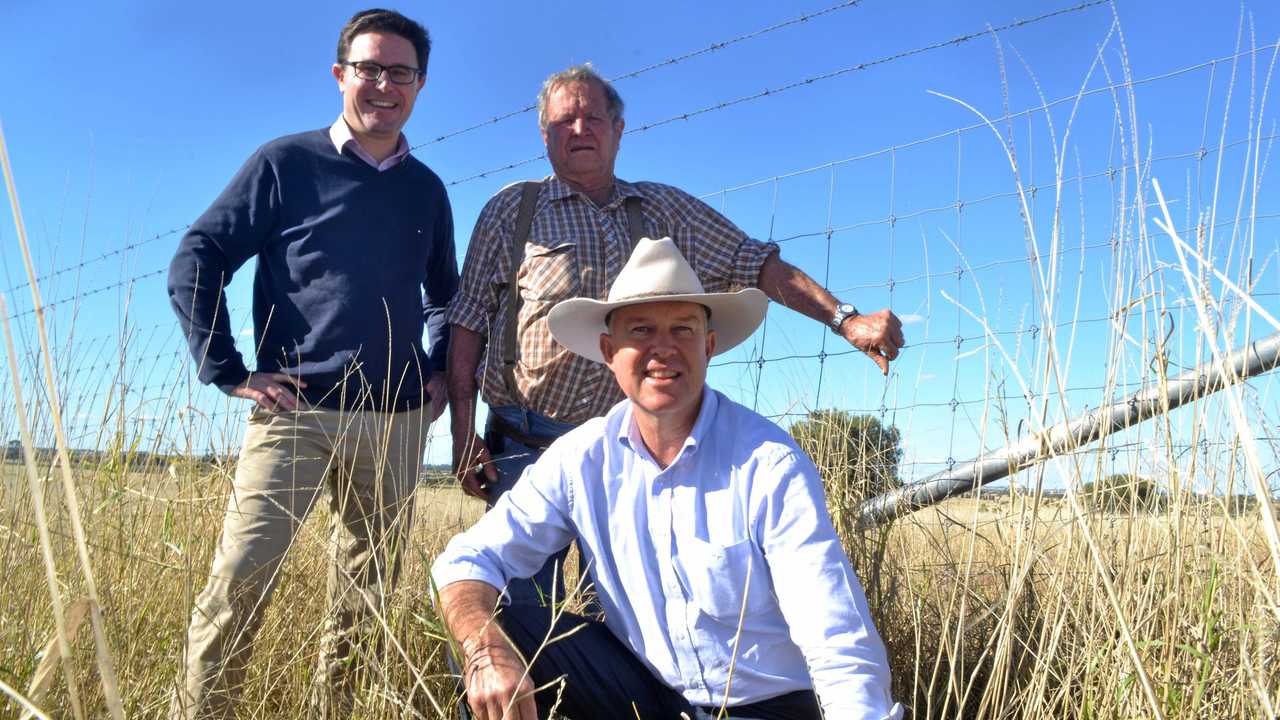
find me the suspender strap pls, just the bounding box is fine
[499,184,644,406]
[501,181,541,404]
[624,195,645,245]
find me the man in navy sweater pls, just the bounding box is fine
[166,9,456,718]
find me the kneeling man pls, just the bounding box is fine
[433,238,901,719]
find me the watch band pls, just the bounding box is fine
[831,302,859,333]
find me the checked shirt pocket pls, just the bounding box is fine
[519,241,580,304]
[675,536,775,624]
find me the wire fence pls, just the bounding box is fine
[1,1,1277,500]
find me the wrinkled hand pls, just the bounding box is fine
[840,309,906,376]
[228,372,307,412]
[426,372,448,424]
[463,643,538,720]
[453,430,497,500]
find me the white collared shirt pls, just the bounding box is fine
[328,116,410,171]
[433,386,902,718]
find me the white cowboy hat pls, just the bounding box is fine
[548,236,768,364]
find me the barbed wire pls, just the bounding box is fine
[411,0,869,149]
[443,0,1110,187]
[697,42,1280,200]
[2,15,1277,481]
[7,152,1272,323]
[5,268,166,320]
[11,36,1274,311]
[2,225,188,297]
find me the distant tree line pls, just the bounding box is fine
[5,441,458,486]
[1080,473,1261,515]
[3,440,229,468]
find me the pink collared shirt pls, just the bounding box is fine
[328,117,411,171]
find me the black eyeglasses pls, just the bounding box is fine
[342,61,422,85]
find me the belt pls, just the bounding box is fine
[488,411,559,451]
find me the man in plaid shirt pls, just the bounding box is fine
[446,64,904,605]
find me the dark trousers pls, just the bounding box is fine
[495,604,823,720]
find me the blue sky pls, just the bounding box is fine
[2,1,1278,489]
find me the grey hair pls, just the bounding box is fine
[536,63,625,130]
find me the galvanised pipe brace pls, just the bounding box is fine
[857,331,1280,530]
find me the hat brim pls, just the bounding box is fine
[547,288,769,364]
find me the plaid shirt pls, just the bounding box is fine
[448,175,777,424]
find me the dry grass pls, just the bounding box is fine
[859,497,1279,718]
[3,10,1280,719]
[0,463,485,718]
[2,463,1276,718]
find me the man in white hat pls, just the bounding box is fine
[446,63,905,609]
[433,238,902,720]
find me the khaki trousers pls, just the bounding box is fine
[171,405,427,719]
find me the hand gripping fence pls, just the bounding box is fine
[857,331,1280,530]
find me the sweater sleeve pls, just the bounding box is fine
[422,182,458,374]
[167,148,280,391]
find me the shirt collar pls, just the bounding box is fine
[329,116,411,171]
[545,174,643,207]
[616,385,720,462]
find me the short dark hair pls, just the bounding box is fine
[337,8,432,71]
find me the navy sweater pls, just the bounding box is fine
[167,129,457,412]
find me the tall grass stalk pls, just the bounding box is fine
[0,295,86,719]
[1152,177,1280,578]
[0,677,52,720]
[3,19,1280,720]
[0,123,125,719]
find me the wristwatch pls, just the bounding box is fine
[830,302,859,333]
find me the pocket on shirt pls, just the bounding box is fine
[676,536,775,624]
[519,241,580,303]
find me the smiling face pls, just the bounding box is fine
[600,301,716,427]
[332,31,424,152]
[541,80,623,192]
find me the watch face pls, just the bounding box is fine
[838,303,855,314]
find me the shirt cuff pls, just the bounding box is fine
[431,555,509,595]
[210,365,251,395]
[446,295,492,334]
[735,238,780,289]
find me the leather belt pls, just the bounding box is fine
[488,411,559,451]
